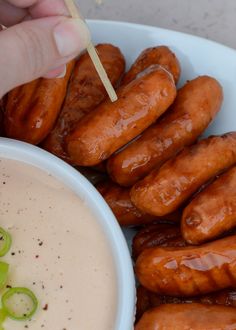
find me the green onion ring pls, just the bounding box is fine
[0,262,9,289]
[2,287,38,321]
[0,228,11,257]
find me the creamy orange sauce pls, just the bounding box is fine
[0,159,117,329]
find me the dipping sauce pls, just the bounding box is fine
[0,159,117,329]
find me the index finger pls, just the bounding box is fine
[30,0,69,18]
[5,0,37,7]
[0,0,69,27]
[0,0,28,26]
[5,0,69,17]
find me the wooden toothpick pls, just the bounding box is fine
[64,0,118,102]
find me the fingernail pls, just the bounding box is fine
[53,18,90,57]
[43,65,67,79]
[56,66,67,78]
[0,24,7,31]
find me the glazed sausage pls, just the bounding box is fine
[135,304,236,330]
[42,44,125,162]
[136,234,236,297]
[136,286,236,321]
[132,224,186,259]
[136,285,162,322]
[107,76,223,186]
[4,61,75,145]
[122,46,181,85]
[182,166,236,245]
[131,132,236,216]
[96,180,157,226]
[66,66,177,166]
[96,180,181,226]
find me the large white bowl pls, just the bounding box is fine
[87,20,236,247]
[1,20,236,330]
[0,138,136,330]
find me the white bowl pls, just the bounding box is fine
[87,20,236,247]
[2,20,236,330]
[0,138,136,330]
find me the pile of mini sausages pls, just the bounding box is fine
[1,43,236,329]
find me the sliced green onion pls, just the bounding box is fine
[0,309,6,329]
[2,287,38,321]
[0,228,12,257]
[0,262,9,289]
[0,309,6,322]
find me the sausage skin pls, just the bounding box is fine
[136,286,236,322]
[96,180,157,226]
[131,132,236,216]
[135,304,236,330]
[96,181,181,226]
[4,61,75,145]
[182,166,236,245]
[42,44,126,162]
[132,224,186,259]
[107,76,223,186]
[66,66,177,166]
[122,46,181,85]
[136,234,236,296]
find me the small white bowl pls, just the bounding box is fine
[0,137,136,330]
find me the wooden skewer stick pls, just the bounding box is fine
[64,0,118,102]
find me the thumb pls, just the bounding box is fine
[0,16,90,97]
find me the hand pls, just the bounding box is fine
[0,0,91,98]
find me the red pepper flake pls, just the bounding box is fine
[42,304,48,311]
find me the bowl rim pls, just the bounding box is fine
[0,137,136,330]
[87,19,236,55]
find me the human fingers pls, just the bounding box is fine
[0,0,28,26]
[0,16,90,97]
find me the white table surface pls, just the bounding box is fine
[80,0,236,49]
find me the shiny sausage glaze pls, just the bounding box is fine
[107,76,223,186]
[135,303,236,330]
[182,166,236,245]
[132,224,186,259]
[66,66,177,166]
[122,46,181,85]
[136,285,236,322]
[96,180,157,226]
[136,235,236,296]
[4,61,75,145]
[131,132,236,216]
[42,44,125,162]
[96,180,181,226]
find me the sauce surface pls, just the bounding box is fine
[0,159,117,329]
